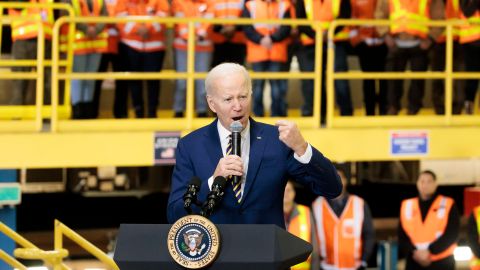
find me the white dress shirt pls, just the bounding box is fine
[208,120,313,199]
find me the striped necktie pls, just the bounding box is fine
[226,135,242,203]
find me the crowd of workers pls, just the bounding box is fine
[6,0,480,120]
[284,168,480,270]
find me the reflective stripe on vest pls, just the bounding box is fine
[470,206,480,270]
[400,196,456,261]
[288,204,312,270]
[210,0,246,44]
[313,195,364,270]
[10,0,54,41]
[389,0,430,38]
[459,11,480,44]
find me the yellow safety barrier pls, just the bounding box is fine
[51,16,327,132]
[0,220,118,270]
[325,19,480,128]
[0,2,74,124]
[54,220,119,270]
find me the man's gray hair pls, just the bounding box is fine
[205,63,252,96]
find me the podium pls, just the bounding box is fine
[114,223,312,270]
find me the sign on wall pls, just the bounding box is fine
[154,132,181,165]
[390,131,429,156]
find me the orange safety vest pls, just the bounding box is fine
[313,195,364,270]
[300,0,350,45]
[60,0,109,54]
[9,0,54,42]
[116,0,169,52]
[436,0,461,42]
[287,204,312,270]
[172,0,214,52]
[458,10,480,44]
[388,0,431,38]
[350,0,383,46]
[210,0,246,44]
[245,0,290,63]
[400,196,457,262]
[471,206,480,270]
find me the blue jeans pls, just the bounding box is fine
[251,61,287,117]
[71,53,102,105]
[174,49,211,114]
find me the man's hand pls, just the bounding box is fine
[136,24,149,40]
[276,120,308,156]
[221,25,235,40]
[384,34,396,49]
[86,25,97,39]
[260,35,273,49]
[413,249,431,267]
[213,155,243,179]
[420,37,433,50]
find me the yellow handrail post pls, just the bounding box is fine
[0,249,27,270]
[313,22,324,129]
[51,17,64,132]
[325,22,336,128]
[186,21,196,130]
[444,24,453,124]
[0,6,3,55]
[36,21,45,132]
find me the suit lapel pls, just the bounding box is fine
[241,119,267,205]
[204,119,223,172]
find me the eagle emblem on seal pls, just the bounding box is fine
[182,229,207,256]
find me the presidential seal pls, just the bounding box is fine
[167,215,221,269]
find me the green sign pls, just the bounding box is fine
[0,183,21,206]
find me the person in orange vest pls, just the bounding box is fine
[209,0,247,67]
[312,168,375,270]
[468,205,480,270]
[92,0,129,119]
[284,180,319,270]
[459,0,480,114]
[296,0,353,122]
[8,0,54,106]
[429,0,465,115]
[242,0,292,117]
[398,170,460,270]
[63,0,108,119]
[350,0,388,115]
[116,0,169,118]
[375,0,445,115]
[172,0,214,118]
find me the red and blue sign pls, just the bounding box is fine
[390,131,429,156]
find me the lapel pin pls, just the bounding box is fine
[257,136,262,140]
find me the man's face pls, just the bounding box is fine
[206,73,251,130]
[416,173,437,199]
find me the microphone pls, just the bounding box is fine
[183,176,201,214]
[201,176,227,218]
[230,121,243,186]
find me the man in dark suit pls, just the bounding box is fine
[167,63,342,228]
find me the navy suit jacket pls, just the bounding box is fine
[167,118,342,228]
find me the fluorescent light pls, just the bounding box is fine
[454,246,473,261]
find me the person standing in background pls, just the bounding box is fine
[398,170,460,270]
[350,0,388,115]
[459,0,480,114]
[116,0,169,118]
[209,0,247,67]
[284,181,319,270]
[468,205,480,270]
[63,0,108,119]
[9,0,54,106]
[172,0,214,118]
[312,168,375,270]
[242,0,292,117]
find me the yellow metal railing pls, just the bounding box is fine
[0,220,118,270]
[54,220,119,270]
[0,2,74,125]
[325,19,480,128]
[51,16,326,132]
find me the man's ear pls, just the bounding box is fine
[206,95,217,113]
